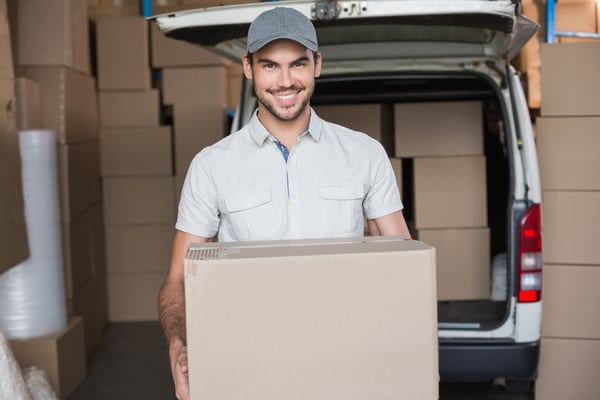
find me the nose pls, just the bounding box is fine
[277,67,293,88]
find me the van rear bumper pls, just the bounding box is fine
[439,339,539,382]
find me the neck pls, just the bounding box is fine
[257,107,311,149]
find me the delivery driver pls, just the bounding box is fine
[158,6,411,400]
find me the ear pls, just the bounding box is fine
[242,54,253,80]
[314,51,323,78]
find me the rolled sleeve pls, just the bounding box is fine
[175,150,220,238]
[363,143,403,220]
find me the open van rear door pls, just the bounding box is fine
[151,0,539,67]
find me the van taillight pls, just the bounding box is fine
[517,204,542,302]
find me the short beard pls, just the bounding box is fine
[253,83,313,122]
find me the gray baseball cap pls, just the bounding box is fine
[247,7,318,53]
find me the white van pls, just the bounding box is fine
[153,0,543,391]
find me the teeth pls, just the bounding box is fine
[277,93,295,100]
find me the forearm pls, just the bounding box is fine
[158,276,187,349]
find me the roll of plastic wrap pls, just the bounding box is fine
[0,329,32,400]
[23,367,58,400]
[0,130,67,339]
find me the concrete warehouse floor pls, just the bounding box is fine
[68,322,534,400]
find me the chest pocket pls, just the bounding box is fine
[224,188,276,241]
[318,183,365,237]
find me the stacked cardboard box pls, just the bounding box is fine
[95,16,175,322]
[394,101,491,301]
[150,21,233,202]
[515,0,600,109]
[535,42,600,400]
[7,0,100,397]
[0,0,28,274]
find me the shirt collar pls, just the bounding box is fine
[248,108,323,146]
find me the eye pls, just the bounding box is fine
[263,63,276,70]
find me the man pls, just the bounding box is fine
[159,6,411,399]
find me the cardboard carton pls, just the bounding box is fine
[0,0,13,79]
[542,264,600,340]
[14,77,41,129]
[162,67,228,176]
[537,117,600,190]
[106,224,173,273]
[99,126,173,176]
[536,337,600,400]
[418,228,490,301]
[184,237,438,400]
[16,66,98,143]
[107,272,166,321]
[102,176,176,225]
[0,163,29,274]
[394,101,483,157]
[541,42,600,116]
[313,104,385,142]
[9,0,90,73]
[98,90,160,127]
[9,317,87,400]
[96,16,151,90]
[57,140,102,223]
[413,155,488,229]
[542,191,600,265]
[0,79,18,165]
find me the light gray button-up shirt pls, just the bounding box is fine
[176,109,403,242]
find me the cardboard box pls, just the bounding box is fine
[9,0,90,73]
[9,317,87,400]
[98,90,160,127]
[100,126,173,176]
[0,0,13,79]
[67,272,108,355]
[107,272,166,321]
[525,66,541,109]
[102,176,176,225]
[174,174,186,206]
[514,1,542,72]
[0,79,19,166]
[542,265,600,340]
[57,140,102,222]
[184,237,438,400]
[96,16,151,90]
[314,104,385,142]
[394,101,483,157]
[106,224,173,273]
[14,77,41,129]
[16,66,98,143]
[536,337,600,400]
[162,67,228,175]
[61,203,105,300]
[227,63,243,111]
[542,191,600,265]
[0,163,29,274]
[555,2,598,44]
[541,42,600,116]
[418,228,490,301]
[389,157,403,197]
[414,156,488,229]
[150,21,231,68]
[537,117,600,190]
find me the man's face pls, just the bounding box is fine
[243,39,322,122]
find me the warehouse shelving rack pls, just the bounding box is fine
[545,0,600,42]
